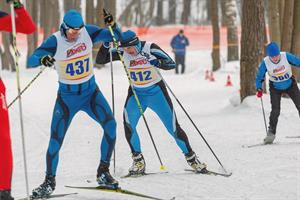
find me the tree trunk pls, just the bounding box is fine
[268,0,281,45]
[118,0,136,26]
[181,0,192,24]
[240,0,265,102]
[169,0,176,24]
[211,0,220,71]
[64,0,81,13]
[26,0,38,68]
[44,0,59,39]
[291,0,300,82]
[220,0,227,27]
[0,0,14,71]
[225,0,239,61]
[156,0,163,26]
[206,0,211,23]
[96,0,105,27]
[280,0,294,52]
[279,0,285,33]
[86,0,95,24]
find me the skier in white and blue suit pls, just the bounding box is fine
[96,30,207,176]
[256,42,300,144]
[27,10,121,198]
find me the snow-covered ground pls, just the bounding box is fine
[2,49,300,200]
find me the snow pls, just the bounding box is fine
[2,49,300,200]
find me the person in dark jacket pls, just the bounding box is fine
[0,1,36,200]
[170,29,189,74]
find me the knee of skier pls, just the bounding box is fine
[48,138,61,155]
[104,119,117,139]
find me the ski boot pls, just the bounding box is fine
[0,190,14,200]
[128,152,146,176]
[31,175,56,199]
[185,151,207,173]
[264,129,276,144]
[96,161,119,190]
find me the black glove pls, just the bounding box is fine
[41,55,55,67]
[7,0,23,9]
[103,9,114,26]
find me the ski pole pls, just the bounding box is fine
[260,97,268,134]
[105,10,165,170]
[10,2,30,200]
[109,45,116,174]
[8,67,46,109]
[156,69,229,174]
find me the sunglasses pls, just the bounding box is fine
[68,27,83,34]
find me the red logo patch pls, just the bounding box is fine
[273,65,285,74]
[130,58,148,67]
[67,43,87,58]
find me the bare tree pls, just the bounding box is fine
[64,0,81,13]
[224,0,239,61]
[156,0,163,25]
[268,0,281,45]
[86,0,95,24]
[280,0,294,52]
[118,0,137,26]
[26,0,38,68]
[211,0,220,71]
[96,0,105,27]
[240,0,266,102]
[169,0,176,24]
[279,0,285,32]
[181,0,192,24]
[220,0,227,27]
[291,0,300,81]
[43,0,59,40]
[0,0,14,71]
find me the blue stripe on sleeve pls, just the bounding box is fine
[255,61,267,90]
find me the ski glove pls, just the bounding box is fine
[7,0,23,9]
[150,59,162,67]
[103,9,114,27]
[256,89,263,98]
[41,55,55,67]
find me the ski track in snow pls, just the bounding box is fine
[2,50,299,200]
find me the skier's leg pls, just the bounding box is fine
[286,79,300,117]
[83,87,117,164]
[175,55,179,74]
[148,82,192,154]
[181,55,186,74]
[123,91,146,153]
[0,79,13,192]
[268,84,282,134]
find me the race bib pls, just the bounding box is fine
[128,67,157,86]
[58,54,92,80]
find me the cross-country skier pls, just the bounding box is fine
[0,0,36,199]
[96,30,207,176]
[256,42,300,144]
[27,10,121,198]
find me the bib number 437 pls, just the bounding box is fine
[66,58,90,76]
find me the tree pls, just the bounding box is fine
[267,0,281,45]
[156,0,163,25]
[181,0,192,24]
[64,0,81,13]
[224,0,239,61]
[210,0,220,71]
[86,0,95,24]
[0,0,14,71]
[240,0,266,102]
[280,0,294,52]
[43,0,59,40]
[26,0,39,68]
[291,0,300,81]
[169,0,176,24]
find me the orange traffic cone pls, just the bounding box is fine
[225,75,233,86]
[209,71,215,82]
[205,70,210,80]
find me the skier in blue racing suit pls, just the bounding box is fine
[27,10,121,198]
[96,30,208,176]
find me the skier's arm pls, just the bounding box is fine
[85,24,122,45]
[0,7,36,34]
[185,36,189,46]
[286,52,300,67]
[255,61,267,90]
[95,43,120,64]
[150,43,176,70]
[27,36,57,68]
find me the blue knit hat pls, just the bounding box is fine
[267,42,280,57]
[63,10,84,29]
[120,30,140,47]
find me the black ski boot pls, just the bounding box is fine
[31,175,56,199]
[185,151,207,173]
[128,152,146,176]
[96,161,118,189]
[0,190,14,200]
